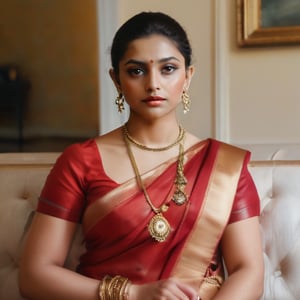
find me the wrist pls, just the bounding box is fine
[98,275,131,300]
[127,283,138,300]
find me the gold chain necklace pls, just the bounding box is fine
[172,141,188,205]
[123,127,188,242]
[123,123,185,152]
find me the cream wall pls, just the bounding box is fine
[226,0,300,145]
[100,0,300,146]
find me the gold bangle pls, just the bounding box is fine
[98,275,131,300]
[98,275,112,300]
[119,277,129,300]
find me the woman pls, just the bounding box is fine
[19,12,264,300]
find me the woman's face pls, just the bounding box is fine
[110,34,194,121]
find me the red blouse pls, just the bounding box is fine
[37,138,260,224]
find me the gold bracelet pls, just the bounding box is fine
[98,275,131,300]
[98,275,112,300]
[118,277,129,300]
[110,276,120,299]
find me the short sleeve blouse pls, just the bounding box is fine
[37,139,260,224]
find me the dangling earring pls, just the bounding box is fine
[115,93,125,113]
[182,90,190,114]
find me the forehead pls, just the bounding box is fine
[121,34,184,63]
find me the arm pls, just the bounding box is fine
[19,212,100,300]
[19,212,199,300]
[213,216,264,300]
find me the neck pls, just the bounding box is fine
[125,120,181,148]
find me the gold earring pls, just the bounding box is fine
[182,90,190,114]
[115,93,125,113]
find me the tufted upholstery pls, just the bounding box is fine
[0,150,299,300]
[0,153,85,300]
[249,160,300,300]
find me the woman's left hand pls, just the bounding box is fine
[128,277,199,300]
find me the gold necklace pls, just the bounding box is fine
[123,123,185,152]
[172,141,188,205]
[123,127,188,242]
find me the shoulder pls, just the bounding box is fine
[95,127,123,145]
[208,138,247,151]
[55,138,98,170]
[208,138,251,161]
[62,138,96,156]
[94,127,125,157]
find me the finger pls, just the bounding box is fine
[156,279,188,300]
[168,278,199,299]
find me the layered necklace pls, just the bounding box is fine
[123,124,188,242]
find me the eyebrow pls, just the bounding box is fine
[124,56,180,66]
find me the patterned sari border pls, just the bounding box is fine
[170,143,247,295]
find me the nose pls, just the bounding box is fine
[145,69,160,92]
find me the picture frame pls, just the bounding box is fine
[237,0,300,47]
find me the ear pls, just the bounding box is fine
[109,69,121,93]
[184,65,195,90]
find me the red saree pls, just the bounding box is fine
[37,138,260,298]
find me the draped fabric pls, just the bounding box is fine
[37,138,260,286]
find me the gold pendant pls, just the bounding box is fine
[148,213,170,242]
[172,190,188,205]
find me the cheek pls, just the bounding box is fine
[121,82,144,103]
[121,80,139,95]
[168,77,186,96]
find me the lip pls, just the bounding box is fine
[142,96,166,107]
[142,96,166,102]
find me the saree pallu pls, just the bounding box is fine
[78,139,248,299]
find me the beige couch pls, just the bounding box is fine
[0,148,299,300]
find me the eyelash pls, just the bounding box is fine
[127,65,178,77]
[127,68,144,76]
[162,65,178,73]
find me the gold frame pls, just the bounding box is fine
[237,0,300,47]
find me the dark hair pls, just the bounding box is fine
[110,12,192,74]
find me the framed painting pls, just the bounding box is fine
[237,0,300,47]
